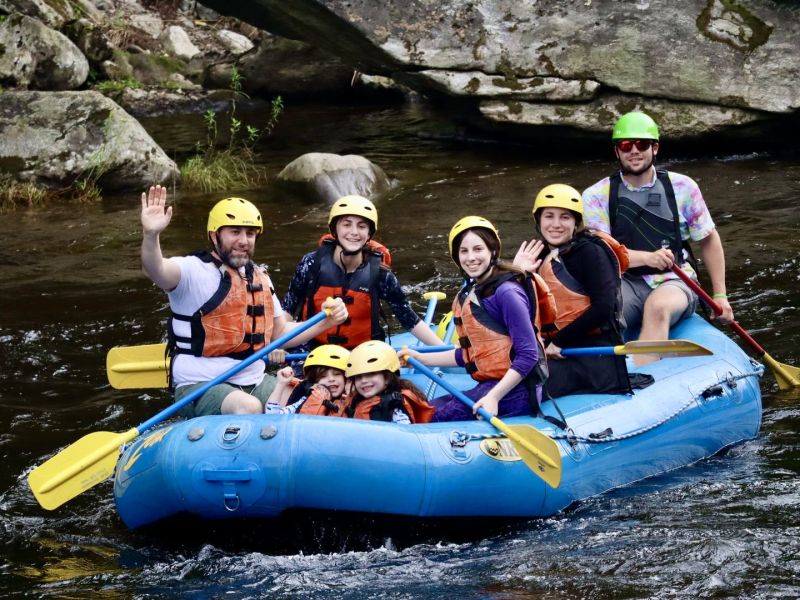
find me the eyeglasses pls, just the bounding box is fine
[616,139,655,153]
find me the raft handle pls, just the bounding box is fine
[223,488,240,512]
[701,385,724,399]
[222,426,241,443]
[588,428,613,440]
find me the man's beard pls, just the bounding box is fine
[218,247,252,269]
[620,155,654,176]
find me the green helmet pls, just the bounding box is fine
[612,112,660,141]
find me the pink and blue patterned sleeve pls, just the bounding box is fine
[668,172,716,241]
[582,177,612,233]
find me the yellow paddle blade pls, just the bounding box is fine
[620,339,712,357]
[489,418,562,488]
[106,343,169,389]
[763,352,800,390]
[423,291,446,301]
[28,428,138,510]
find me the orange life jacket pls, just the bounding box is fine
[539,231,627,339]
[169,253,274,359]
[299,237,391,349]
[294,381,348,417]
[345,388,434,423]
[452,272,550,383]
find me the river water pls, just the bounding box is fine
[0,103,798,598]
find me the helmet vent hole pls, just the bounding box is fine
[367,358,378,364]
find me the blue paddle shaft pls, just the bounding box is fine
[422,299,438,326]
[406,356,493,422]
[137,310,328,432]
[561,347,617,357]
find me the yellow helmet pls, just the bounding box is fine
[207,197,263,235]
[448,215,500,258]
[303,344,350,374]
[532,184,584,219]
[328,195,378,234]
[345,340,400,378]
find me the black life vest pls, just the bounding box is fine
[538,231,626,342]
[298,239,384,349]
[609,169,692,276]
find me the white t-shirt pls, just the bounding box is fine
[168,255,282,388]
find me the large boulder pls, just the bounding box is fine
[0,13,89,90]
[205,33,356,98]
[0,0,75,29]
[276,153,393,203]
[0,90,179,191]
[198,0,800,139]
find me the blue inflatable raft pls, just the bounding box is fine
[114,315,763,529]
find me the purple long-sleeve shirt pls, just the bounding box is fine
[454,281,538,377]
[434,280,539,422]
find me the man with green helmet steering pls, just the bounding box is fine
[582,112,733,365]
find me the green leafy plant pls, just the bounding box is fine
[93,77,142,93]
[0,174,50,211]
[180,67,283,192]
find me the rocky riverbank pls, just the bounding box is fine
[2,0,799,200]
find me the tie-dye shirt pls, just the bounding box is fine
[582,169,715,288]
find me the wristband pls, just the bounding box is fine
[712,293,728,299]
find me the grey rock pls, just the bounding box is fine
[198,0,800,136]
[276,153,393,203]
[64,18,115,64]
[129,12,163,39]
[216,29,254,55]
[0,14,89,90]
[159,25,201,61]
[0,0,74,29]
[404,70,600,101]
[479,95,766,138]
[0,90,179,191]
[206,33,355,97]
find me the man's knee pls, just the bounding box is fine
[221,390,263,414]
[643,287,689,324]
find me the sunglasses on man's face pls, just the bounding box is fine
[616,139,655,153]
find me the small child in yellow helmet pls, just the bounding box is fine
[265,344,350,417]
[342,341,434,424]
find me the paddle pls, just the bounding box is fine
[405,356,562,489]
[107,345,309,389]
[407,291,447,374]
[107,343,458,389]
[561,339,712,358]
[421,291,446,328]
[670,265,800,389]
[28,309,331,510]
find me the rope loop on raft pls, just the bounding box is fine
[448,367,763,448]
